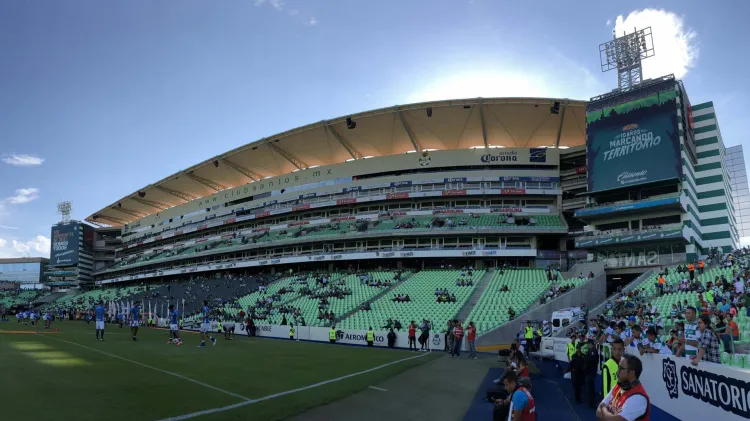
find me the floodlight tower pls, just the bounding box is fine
[57,200,73,224]
[599,27,655,91]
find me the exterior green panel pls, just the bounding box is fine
[695,162,722,172]
[696,137,718,147]
[699,203,727,213]
[701,217,729,226]
[696,149,720,159]
[703,231,731,241]
[691,102,714,111]
[694,124,717,134]
[695,175,723,185]
[692,113,716,123]
[696,189,725,199]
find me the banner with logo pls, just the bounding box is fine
[586,88,681,193]
[639,349,750,421]
[50,223,80,267]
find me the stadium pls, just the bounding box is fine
[2,32,749,421]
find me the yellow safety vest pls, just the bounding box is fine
[567,342,575,360]
[367,330,374,341]
[602,358,619,396]
[217,322,222,331]
[536,329,542,337]
[525,327,533,339]
[289,327,295,337]
[329,329,336,340]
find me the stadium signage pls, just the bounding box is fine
[501,188,526,195]
[586,88,682,193]
[50,224,81,267]
[444,177,467,182]
[662,358,750,418]
[442,189,466,196]
[386,192,409,200]
[480,151,519,163]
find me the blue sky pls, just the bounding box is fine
[0,1,748,257]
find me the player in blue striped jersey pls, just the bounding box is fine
[167,304,182,346]
[199,300,217,348]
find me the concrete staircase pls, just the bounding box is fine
[456,269,494,321]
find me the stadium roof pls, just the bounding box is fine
[87,97,587,227]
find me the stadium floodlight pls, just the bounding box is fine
[57,201,73,224]
[599,27,655,91]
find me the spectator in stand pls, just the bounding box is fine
[691,315,721,366]
[721,314,740,353]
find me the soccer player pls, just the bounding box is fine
[29,311,37,327]
[167,304,182,346]
[223,319,235,340]
[129,301,141,341]
[198,300,217,348]
[94,301,106,340]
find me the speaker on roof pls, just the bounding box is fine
[426,107,433,117]
[550,101,561,115]
[346,117,356,130]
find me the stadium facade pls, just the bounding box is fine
[38,89,732,287]
[725,144,750,244]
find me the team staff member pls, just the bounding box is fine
[329,325,337,344]
[495,370,536,421]
[366,327,375,347]
[289,324,295,340]
[603,338,625,397]
[596,355,650,421]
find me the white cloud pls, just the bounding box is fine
[0,225,18,230]
[309,16,318,26]
[614,9,698,79]
[0,235,50,258]
[254,0,284,10]
[606,19,612,26]
[13,236,51,256]
[6,187,40,204]
[2,154,44,166]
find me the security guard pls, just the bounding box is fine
[602,338,624,397]
[567,333,577,368]
[524,322,534,354]
[329,325,337,344]
[289,324,295,340]
[217,321,223,337]
[366,327,375,347]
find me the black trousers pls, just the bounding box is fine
[573,377,584,403]
[586,374,597,408]
[408,336,416,349]
[367,340,373,347]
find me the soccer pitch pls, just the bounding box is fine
[0,321,439,421]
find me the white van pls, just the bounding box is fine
[551,307,582,334]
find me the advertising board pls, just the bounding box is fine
[50,223,80,267]
[586,89,682,193]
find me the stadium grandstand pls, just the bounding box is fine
[3,33,744,421]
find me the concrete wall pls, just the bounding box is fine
[476,271,607,346]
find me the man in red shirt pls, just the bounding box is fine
[467,321,478,359]
[407,321,417,351]
[451,320,464,358]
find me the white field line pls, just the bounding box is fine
[155,351,432,421]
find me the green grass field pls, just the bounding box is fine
[0,321,438,421]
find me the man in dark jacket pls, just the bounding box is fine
[570,343,586,404]
[584,339,599,408]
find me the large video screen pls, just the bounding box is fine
[50,224,80,267]
[586,89,682,193]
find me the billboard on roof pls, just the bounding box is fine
[50,224,80,267]
[586,88,682,193]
